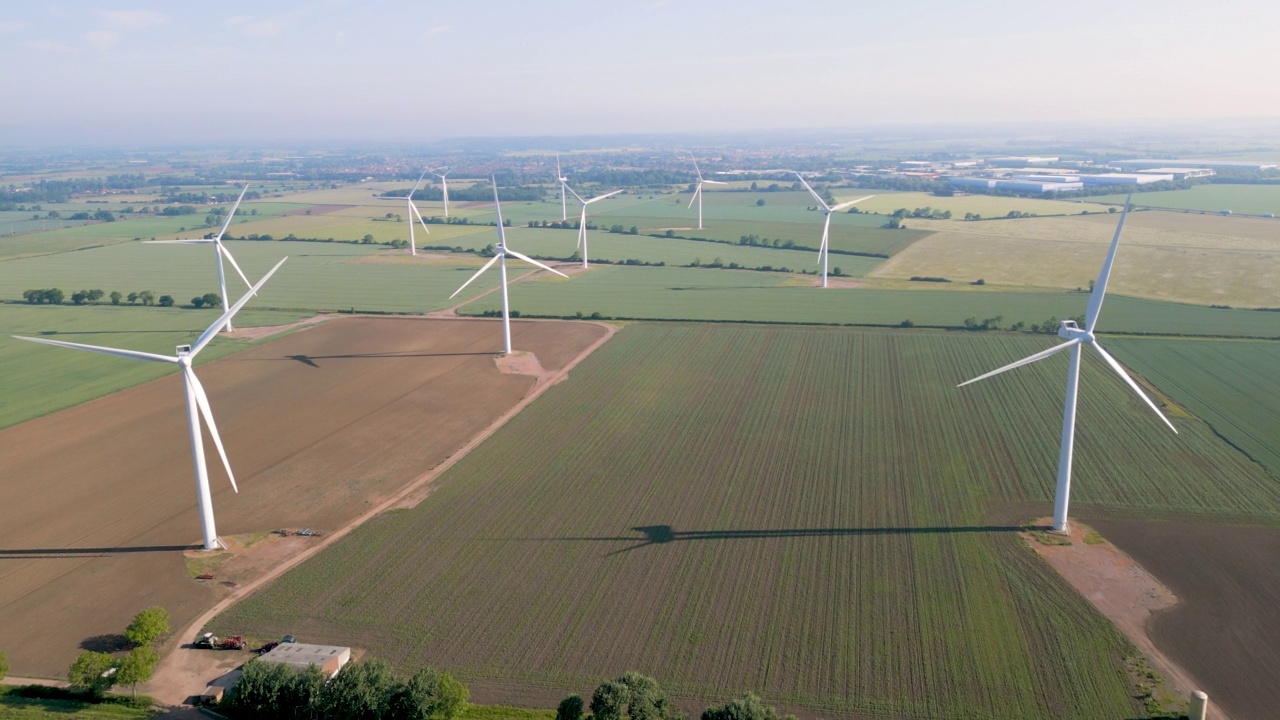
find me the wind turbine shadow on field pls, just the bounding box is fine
[520,524,1027,557]
[0,544,200,559]
[277,350,493,368]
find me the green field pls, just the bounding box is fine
[845,191,1113,218]
[0,687,153,719]
[1110,338,1280,480]
[1092,184,1280,216]
[457,265,1280,338]
[215,324,1280,718]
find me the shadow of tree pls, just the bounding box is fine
[80,633,130,653]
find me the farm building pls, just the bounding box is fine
[1080,173,1174,186]
[258,643,352,677]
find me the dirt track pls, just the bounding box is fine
[0,317,607,680]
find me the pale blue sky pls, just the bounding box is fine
[1,0,1276,146]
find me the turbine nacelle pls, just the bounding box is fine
[1057,320,1092,343]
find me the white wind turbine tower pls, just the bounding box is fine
[433,167,451,218]
[147,185,256,331]
[566,184,622,269]
[450,179,568,355]
[794,173,872,288]
[958,198,1177,534]
[687,158,726,230]
[14,258,288,550]
[556,154,570,221]
[382,170,432,256]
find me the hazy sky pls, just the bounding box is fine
[2,0,1277,147]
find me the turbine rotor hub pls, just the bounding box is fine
[1057,320,1091,342]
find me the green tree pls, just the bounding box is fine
[618,672,670,720]
[701,693,796,720]
[191,296,206,308]
[109,290,123,305]
[361,234,375,244]
[115,646,158,696]
[0,649,8,680]
[138,290,155,306]
[125,606,169,647]
[46,288,65,304]
[555,695,584,720]
[71,290,90,305]
[158,295,174,307]
[68,651,116,697]
[127,292,139,304]
[755,198,765,206]
[317,658,398,719]
[222,658,296,717]
[590,680,630,720]
[388,667,468,720]
[202,292,220,309]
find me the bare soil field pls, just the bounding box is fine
[1091,518,1280,720]
[0,317,606,678]
[871,211,1280,307]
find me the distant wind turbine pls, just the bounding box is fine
[566,185,622,269]
[794,173,872,288]
[14,258,288,550]
[382,170,432,256]
[433,167,451,218]
[450,179,568,355]
[687,158,726,230]
[957,197,1177,534]
[146,185,255,331]
[556,154,569,221]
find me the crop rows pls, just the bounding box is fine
[211,324,1280,717]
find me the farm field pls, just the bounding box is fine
[870,210,1280,307]
[214,324,1280,718]
[1108,338,1280,479]
[1092,183,1280,216]
[0,317,607,678]
[1092,519,1280,720]
[0,214,218,259]
[843,191,1112,218]
[0,239,515,315]
[456,264,1280,338]
[0,687,154,718]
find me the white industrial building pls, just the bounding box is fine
[1113,159,1277,171]
[946,176,1081,193]
[258,643,352,678]
[1080,173,1173,186]
[987,156,1059,167]
[1136,167,1216,180]
[947,177,998,190]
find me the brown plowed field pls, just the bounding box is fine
[0,317,606,678]
[1091,518,1280,720]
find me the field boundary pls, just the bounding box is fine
[142,316,619,707]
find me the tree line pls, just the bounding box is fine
[22,288,220,309]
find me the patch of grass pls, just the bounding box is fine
[184,551,231,579]
[459,704,556,720]
[1082,530,1107,545]
[0,686,155,718]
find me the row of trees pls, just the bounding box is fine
[68,606,168,697]
[21,288,219,308]
[220,658,467,720]
[555,672,795,720]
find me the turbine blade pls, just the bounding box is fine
[830,195,874,212]
[703,179,728,185]
[957,339,1080,388]
[794,172,830,211]
[410,168,429,195]
[687,184,700,209]
[218,242,253,290]
[410,201,430,234]
[587,189,623,203]
[1085,195,1131,332]
[1089,341,1178,433]
[449,254,501,299]
[187,367,238,492]
[12,336,176,364]
[566,185,586,204]
[214,184,250,242]
[818,217,830,263]
[144,238,214,244]
[491,178,508,247]
[191,256,288,356]
[505,247,569,277]
[692,158,704,182]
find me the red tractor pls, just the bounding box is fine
[220,635,247,650]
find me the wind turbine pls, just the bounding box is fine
[687,158,726,230]
[794,173,873,288]
[146,185,255,331]
[566,184,622,269]
[450,179,568,355]
[382,170,432,256]
[14,258,289,550]
[957,197,1177,534]
[433,167,451,218]
[556,154,569,221]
